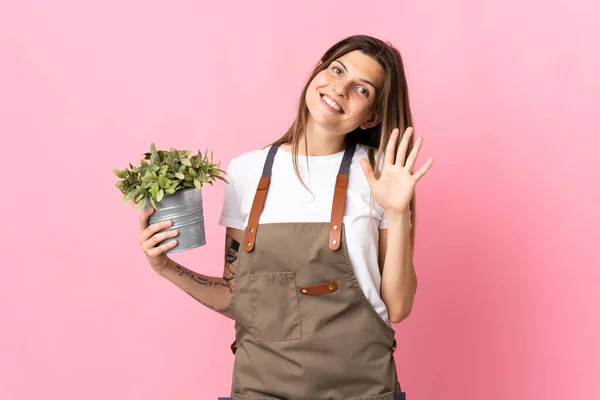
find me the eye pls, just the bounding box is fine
[332,66,342,75]
[357,87,370,97]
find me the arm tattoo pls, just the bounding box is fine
[223,234,240,292]
[174,264,230,290]
[173,235,239,316]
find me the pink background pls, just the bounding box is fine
[1,1,599,399]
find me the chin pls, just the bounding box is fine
[306,95,338,130]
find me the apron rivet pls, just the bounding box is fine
[332,240,337,245]
[301,289,308,294]
[247,242,251,246]
[329,284,335,290]
[333,225,338,230]
[250,227,255,232]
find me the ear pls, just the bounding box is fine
[313,60,323,73]
[359,112,382,130]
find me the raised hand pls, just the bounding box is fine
[360,127,434,215]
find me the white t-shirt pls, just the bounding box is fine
[218,144,412,324]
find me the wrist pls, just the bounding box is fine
[155,257,174,276]
[386,209,411,223]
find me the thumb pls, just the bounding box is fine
[360,158,377,189]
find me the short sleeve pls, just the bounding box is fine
[218,159,246,230]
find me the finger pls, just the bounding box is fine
[147,239,178,258]
[404,133,421,169]
[142,229,178,253]
[412,157,435,182]
[396,127,414,167]
[385,128,400,166]
[140,217,173,245]
[360,158,377,188]
[139,206,154,232]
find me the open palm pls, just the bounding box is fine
[360,127,434,215]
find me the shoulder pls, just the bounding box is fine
[352,144,383,162]
[228,146,271,170]
[225,146,273,192]
[348,144,387,213]
[225,146,273,180]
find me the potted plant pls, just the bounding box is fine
[113,142,228,254]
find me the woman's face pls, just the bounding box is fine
[305,50,385,136]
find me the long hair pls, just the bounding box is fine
[271,34,417,252]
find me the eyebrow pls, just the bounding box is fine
[334,60,377,90]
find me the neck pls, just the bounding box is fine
[292,117,345,156]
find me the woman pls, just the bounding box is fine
[139,34,434,400]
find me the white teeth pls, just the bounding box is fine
[322,94,343,113]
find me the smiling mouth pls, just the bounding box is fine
[320,93,344,114]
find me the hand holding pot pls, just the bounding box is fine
[139,206,179,274]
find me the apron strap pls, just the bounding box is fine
[244,143,280,252]
[244,139,356,253]
[329,139,356,250]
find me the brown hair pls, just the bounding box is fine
[272,34,417,252]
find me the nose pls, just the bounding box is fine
[332,82,350,98]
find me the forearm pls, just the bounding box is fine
[381,211,417,323]
[158,258,233,319]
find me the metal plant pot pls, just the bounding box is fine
[144,187,206,254]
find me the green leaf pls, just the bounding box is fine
[150,182,159,197]
[180,157,191,167]
[113,169,128,178]
[193,179,202,190]
[157,189,164,202]
[188,167,197,177]
[135,193,145,203]
[175,172,185,180]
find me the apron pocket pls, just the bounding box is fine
[249,271,302,340]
